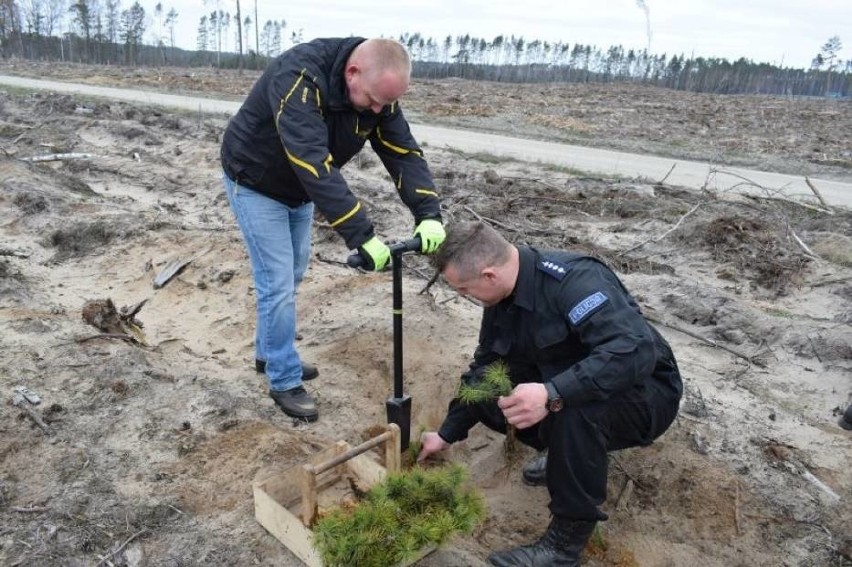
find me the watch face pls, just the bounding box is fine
[549,398,564,412]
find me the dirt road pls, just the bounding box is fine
[2,74,849,208]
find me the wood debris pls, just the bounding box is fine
[153,258,192,289]
[152,246,213,289]
[13,385,41,405]
[20,152,95,162]
[81,298,148,345]
[11,387,51,435]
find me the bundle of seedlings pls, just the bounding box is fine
[458,360,520,456]
[312,463,485,567]
[458,360,513,404]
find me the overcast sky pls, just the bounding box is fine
[158,0,851,70]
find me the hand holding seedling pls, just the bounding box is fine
[497,383,549,429]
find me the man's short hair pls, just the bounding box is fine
[361,38,411,78]
[432,221,511,279]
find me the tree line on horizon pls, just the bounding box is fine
[0,0,848,97]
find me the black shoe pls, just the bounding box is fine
[256,359,319,381]
[301,362,319,381]
[269,386,318,421]
[840,405,852,431]
[487,517,596,567]
[522,452,547,487]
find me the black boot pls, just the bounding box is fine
[522,452,547,486]
[269,386,318,421]
[487,517,596,567]
[840,405,852,431]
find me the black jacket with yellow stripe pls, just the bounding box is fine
[220,37,441,250]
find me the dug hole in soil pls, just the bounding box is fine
[1,75,851,567]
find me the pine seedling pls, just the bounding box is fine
[458,360,512,404]
[312,463,486,567]
[457,360,520,459]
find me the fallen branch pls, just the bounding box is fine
[774,199,833,216]
[21,152,95,163]
[73,333,135,344]
[708,168,834,214]
[405,264,433,283]
[657,163,677,186]
[644,314,766,367]
[789,230,821,261]
[462,205,521,233]
[95,529,149,567]
[0,248,30,258]
[810,275,852,288]
[505,194,586,207]
[615,479,634,512]
[618,202,701,256]
[461,204,564,237]
[420,270,441,295]
[804,177,831,210]
[12,401,52,435]
[709,168,776,194]
[801,469,840,503]
[314,253,350,267]
[610,455,644,489]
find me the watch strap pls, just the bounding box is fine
[544,381,564,412]
[544,381,560,401]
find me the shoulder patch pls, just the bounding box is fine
[568,292,609,325]
[538,259,572,280]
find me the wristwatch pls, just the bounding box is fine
[544,382,564,412]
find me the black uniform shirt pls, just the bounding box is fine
[438,246,680,443]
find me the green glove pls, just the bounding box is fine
[414,219,446,254]
[359,236,391,271]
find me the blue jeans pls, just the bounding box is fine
[223,173,313,392]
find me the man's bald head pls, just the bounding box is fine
[350,38,411,79]
[345,39,411,113]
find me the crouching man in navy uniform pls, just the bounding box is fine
[418,221,682,567]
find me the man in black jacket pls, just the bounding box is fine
[221,38,443,422]
[418,222,682,566]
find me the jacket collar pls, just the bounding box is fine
[509,246,536,312]
[328,37,367,111]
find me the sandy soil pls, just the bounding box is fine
[1,64,851,567]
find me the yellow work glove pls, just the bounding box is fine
[358,236,391,271]
[413,219,446,254]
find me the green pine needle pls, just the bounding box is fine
[312,464,486,566]
[458,360,512,404]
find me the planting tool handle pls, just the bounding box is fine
[345,236,422,453]
[346,236,422,269]
[390,237,423,257]
[310,423,401,476]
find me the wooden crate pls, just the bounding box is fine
[254,424,422,567]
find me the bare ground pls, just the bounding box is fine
[0,63,851,567]
[2,60,851,180]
